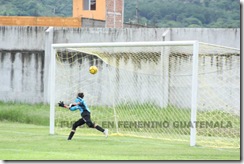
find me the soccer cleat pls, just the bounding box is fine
[103,129,108,137]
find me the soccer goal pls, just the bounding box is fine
[49,41,240,148]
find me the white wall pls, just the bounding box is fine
[0,26,46,50]
[0,27,240,106]
[171,28,240,49]
[0,27,240,50]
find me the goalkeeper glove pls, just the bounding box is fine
[58,101,65,107]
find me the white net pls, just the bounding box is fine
[52,42,240,148]
[196,43,240,148]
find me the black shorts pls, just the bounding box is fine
[81,110,91,123]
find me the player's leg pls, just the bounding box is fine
[83,114,108,137]
[95,123,108,137]
[68,118,86,140]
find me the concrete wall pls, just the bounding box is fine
[0,27,240,108]
[52,28,167,43]
[82,18,106,28]
[171,28,240,49]
[0,26,46,50]
[0,50,44,103]
[0,27,240,49]
[50,28,240,48]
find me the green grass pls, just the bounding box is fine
[0,122,240,160]
[0,101,240,150]
[0,101,49,126]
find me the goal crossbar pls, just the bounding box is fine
[51,41,198,49]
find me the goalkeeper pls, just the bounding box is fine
[58,92,108,140]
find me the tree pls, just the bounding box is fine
[0,0,240,28]
[183,17,202,27]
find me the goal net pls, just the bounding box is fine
[50,41,240,148]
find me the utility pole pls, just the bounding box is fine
[136,0,139,24]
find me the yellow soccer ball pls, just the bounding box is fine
[89,66,98,74]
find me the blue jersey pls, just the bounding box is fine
[69,97,91,114]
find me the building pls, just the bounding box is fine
[74,0,124,28]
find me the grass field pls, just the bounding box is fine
[0,122,240,160]
[0,101,240,160]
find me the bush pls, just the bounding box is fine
[0,101,49,126]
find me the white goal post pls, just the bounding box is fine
[49,41,240,148]
[50,41,199,145]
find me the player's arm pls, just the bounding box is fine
[58,101,72,109]
[58,101,78,111]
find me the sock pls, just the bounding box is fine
[68,131,75,140]
[95,125,105,132]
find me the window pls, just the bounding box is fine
[90,0,96,10]
[83,0,96,10]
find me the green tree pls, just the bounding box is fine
[0,0,240,28]
[183,17,202,27]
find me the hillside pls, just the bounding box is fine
[124,0,240,28]
[0,0,240,28]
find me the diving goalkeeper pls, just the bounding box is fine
[58,92,108,140]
